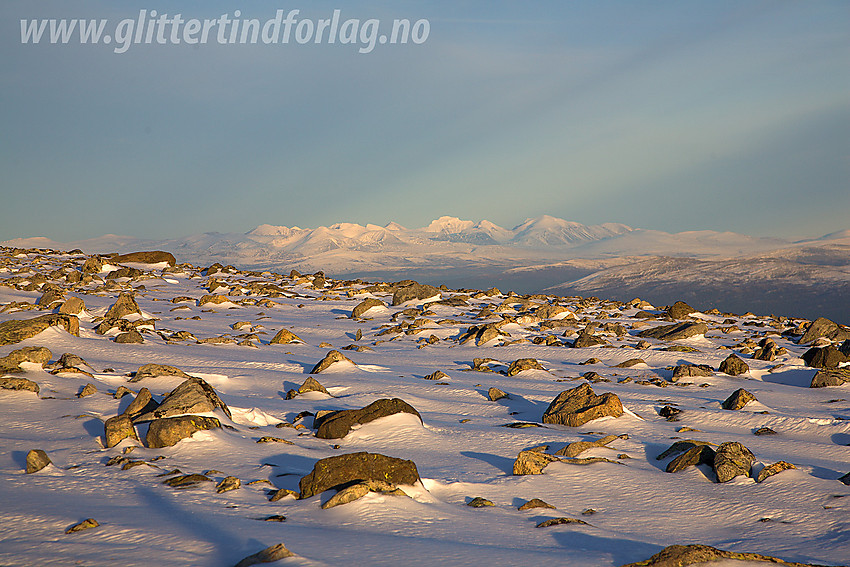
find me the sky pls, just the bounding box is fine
[1,0,848,242]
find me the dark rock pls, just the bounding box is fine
[269,328,303,345]
[752,338,779,361]
[315,398,422,439]
[351,298,386,318]
[541,384,624,427]
[671,364,713,382]
[114,330,144,344]
[233,543,294,567]
[721,388,757,410]
[718,354,749,376]
[298,452,420,499]
[810,368,850,388]
[467,496,494,508]
[0,314,79,346]
[656,440,714,460]
[754,427,777,436]
[130,363,192,383]
[799,317,850,345]
[0,377,40,394]
[839,472,850,485]
[666,301,696,320]
[506,358,544,376]
[26,449,51,473]
[162,473,213,488]
[136,377,230,421]
[391,282,440,306]
[802,346,847,369]
[112,251,176,266]
[146,416,222,448]
[104,415,138,448]
[636,321,708,341]
[714,441,755,482]
[65,518,99,534]
[310,350,353,374]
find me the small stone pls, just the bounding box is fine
[77,383,97,398]
[26,449,51,473]
[513,450,560,475]
[65,518,99,534]
[268,488,299,502]
[256,436,294,444]
[536,517,588,528]
[487,387,508,401]
[269,328,303,345]
[467,496,494,508]
[506,358,544,376]
[424,370,449,381]
[518,498,555,511]
[753,427,777,436]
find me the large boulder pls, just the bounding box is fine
[0,377,40,394]
[146,415,221,448]
[671,364,713,381]
[637,321,708,341]
[666,301,696,320]
[391,281,440,306]
[111,251,176,267]
[810,368,850,388]
[103,292,142,320]
[351,298,386,318]
[104,415,139,448]
[799,317,850,345]
[299,452,420,499]
[541,384,624,427]
[802,346,847,369]
[0,346,52,374]
[713,441,754,482]
[315,398,421,439]
[718,354,749,376]
[0,314,79,346]
[134,377,230,422]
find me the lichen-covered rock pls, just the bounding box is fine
[104,414,138,448]
[122,387,159,420]
[798,317,850,345]
[114,330,144,344]
[59,297,86,315]
[112,250,176,266]
[104,292,142,320]
[286,376,330,399]
[671,364,713,381]
[135,377,230,422]
[713,441,755,482]
[26,449,51,473]
[65,518,99,534]
[810,368,850,388]
[233,543,294,567]
[665,445,716,473]
[298,452,420,499]
[506,358,544,376]
[802,346,847,369]
[269,328,303,345]
[391,281,440,306]
[315,398,421,439]
[487,387,508,401]
[146,415,222,448]
[618,543,819,567]
[541,384,623,427]
[351,298,386,318]
[0,377,40,394]
[756,461,796,483]
[513,450,560,475]
[518,498,555,511]
[0,314,79,346]
[718,354,749,376]
[130,363,192,383]
[309,350,353,374]
[555,434,619,458]
[216,476,241,493]
[721,388,757,410]
[636,321,708,341]
[666,301,696,319]
[0,346,52,373]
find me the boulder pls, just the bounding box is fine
[487,387,508,401]
[112,251,176,266]
[636,321,708,341]
[310,350,353,374]
[286,376,331,400]
[713,441,754,482]
[572,324,608,348]
[0,346,52,374]
[77,383,97,398]
[216,476,241,494]
[513,450,560,475]
[146,415,222,448]
[555,434,619,458]
[351,298,386,318]
[618,544,816,567]
[81,256,103,274]
[269,328,303,345]
[518,498,555,511]
[799,317,850,345]
[424,370,449,381]
[59,297,86,315]
[0,377,40,394]
[718,354,749,376]
[26,449,51,473]
[315,398,421,439]
[65,518,99,534]
[666,301,696,320]
[665,445,716,473]
[810,368,850,388]
[506,358,544,376]
[130,363,192,383]
[0,314,79,346]
[391,281,440,306]
[802,346,847,369]
[122,388,159,420]
[114,330,144,344]
[104,292,142,320]
[104,415,139,448]
[752,338,779,361]
[135,377,230,422]
[671,364,713,381]
[298,452,420,499]
[233,543,294,567]
[541,384,623,427]
[721,388,757,410]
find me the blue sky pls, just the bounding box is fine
[1,1,848,242]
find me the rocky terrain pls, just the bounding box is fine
[1,246,848,566]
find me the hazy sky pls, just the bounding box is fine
[2,1,848,242]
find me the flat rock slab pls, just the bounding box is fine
[636,321,708,341]
[671,364,713,381]
[299,452,420,499]
[0,314,79,346]
[314,398,422,439]
[0,346,52,373]
[541,384,624,427]
[756,461,796,483]
[146,415,222,448]
[556,434,619,458]
[112,251,176,266]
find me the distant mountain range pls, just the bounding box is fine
[4,216,849,321]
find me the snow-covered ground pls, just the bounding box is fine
[0,248,848,566]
